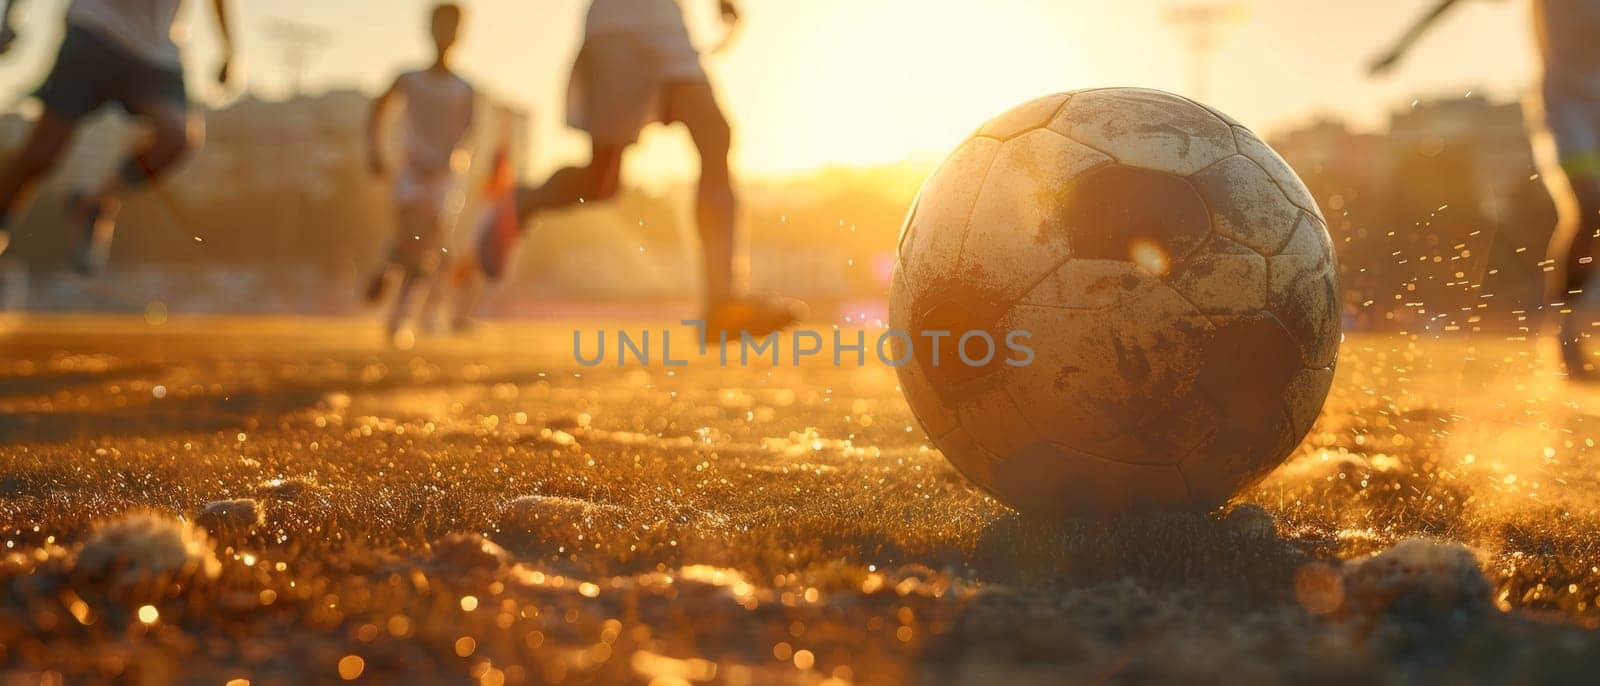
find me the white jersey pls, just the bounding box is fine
[394,70,476,175]
[585,0,691,39]
[67,0,187,69]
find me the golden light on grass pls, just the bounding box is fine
[337,655,364,680]
[455,636,477,657]
[136,605,159,624]
[793,649,816,671]
[460,595,479,612]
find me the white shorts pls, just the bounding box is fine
[567,29,707,146]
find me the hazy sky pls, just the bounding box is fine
[0,0,1537,183]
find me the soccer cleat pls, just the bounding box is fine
[700,296,808,344]
[68,194,119,277]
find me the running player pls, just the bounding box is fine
[365,3,476,346]
[1371,0,1600,378]
[0,0,234,272]
[473,0,802,340]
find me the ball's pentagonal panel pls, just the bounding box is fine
[893,88,1339,517]
[1050,88,1237,175]
[899,137,1001,299]
[1234,127,1319,215]
[992,443,1191,517]
[1021,259,1144,311]
[1061,165,1211,267]
[1195,314,1303,430]
[959,129,1111,303]
[1192,155,1302,255]
[977,92,1072,141]
[1270,216,1340,368]
[1170,237,1268,316]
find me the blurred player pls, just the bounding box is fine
[0,0,233,273]
[473,0,802,340]
[365,3,476,346]
[1372,0,1600,378]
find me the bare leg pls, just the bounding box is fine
[1545,160,1600,377]
[0,112,76,228]
[89,102,199,204]
[69,102,199,274]
[665,81,738,306]
[512,146,624,222]
[387,203,445,346]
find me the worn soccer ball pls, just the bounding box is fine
[891,88,1339,517]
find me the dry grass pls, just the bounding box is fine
[2,318,1600,684]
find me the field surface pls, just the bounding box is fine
[4,316,1600,684]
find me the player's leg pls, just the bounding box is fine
[667,80,802,339]
[0,113,77,255]
[476,146,623,281]
[666,81,737,306]
[1536,85,1600,378]
[386,180,449,347]
[512,148,624,221]
[71,101,199,275]
[0,24,112,256]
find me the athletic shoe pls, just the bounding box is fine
[68,194,118,277]
[700,296,808,344]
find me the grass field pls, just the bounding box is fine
[4,316,1600,684]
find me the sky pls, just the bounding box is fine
[0,0,1538,184]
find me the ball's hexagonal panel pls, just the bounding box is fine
[1050,88,1237,175]
[899,136,1000,299]
[958,129,1111,303]
[1235,126,1319,216]
[1061,164,1211,268]
[991,443,1191,517]
[1271,270,1341,369]
[1170,238,1268,316]
[1268,215,1340,369]
[1191,155,1302,256]
[976,92,1072,141]
[1021,259,1145,311]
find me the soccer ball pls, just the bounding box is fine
[891,88,1339,517]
